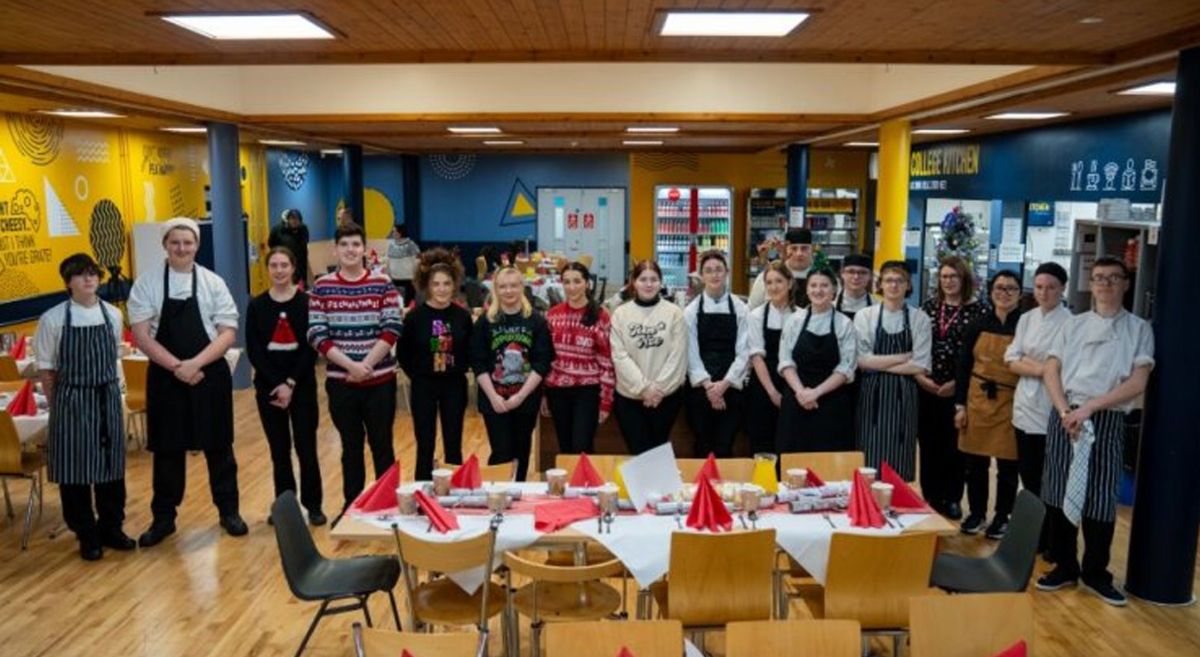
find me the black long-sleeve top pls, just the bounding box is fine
[955,307,1021,405]
[470,310,554,415]
[246,290,318,390]
[399,302,473,377]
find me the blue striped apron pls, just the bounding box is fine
[855,307,919,480]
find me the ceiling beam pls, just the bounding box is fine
[241,112,868,125]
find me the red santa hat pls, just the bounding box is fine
[268,312,299,351]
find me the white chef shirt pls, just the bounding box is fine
[33,299,123,370]
[1004,304,1070,434]
[1048,308,1154,412]
[853,304,932,373]
[747,302,791,359]
[684,290,751,388]
[777,307,858,382]
[127,262,239,340]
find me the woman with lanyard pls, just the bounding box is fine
[853,261,932,480]
[954,270,1023,538]
[610,260,688,455]
[684,250,750,458]
[745,261,794,455]
[1004,262,1070,554]
[917,255,988,519]
[544,261,615,455]
[128,217,244,547]
[34,254,131,560]
[776,268,858,454]
[835,253,874,319]
[245,247,322,526]
[471,266,553,481]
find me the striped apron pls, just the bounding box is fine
[47,303,125,485]
[856,307,919,480]
[1042,408,1125,522]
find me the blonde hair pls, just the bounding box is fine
[487,266,533,321]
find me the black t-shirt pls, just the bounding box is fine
[245,290,317,389]
[398,302,474,377]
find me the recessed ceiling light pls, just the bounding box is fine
[483,140,525,146]
[660,11,809,37]
[447,126,502,134]
[161,126,207,134]
[1116,81,1176,96]
[626,126,680,133]
[985,112,1069,120]
[259,139,307,147]
[623,140,664,146]
[913,128,971,135]
[320,149,343,156]
[40,109,124,118]
[160,13,336,40]
[843,141,879,147]
[1078,17,1104,25]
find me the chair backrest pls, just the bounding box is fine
[554,453,621,482]
[440,459,517,482]
[726,620,862,657]
[0,380,25,393]
[676,457,755,483]
[269,491,323,599]
[0,355,20,381]
[503,551,624,584]
[992,490,1047,590]
[545,620,683,657]
[780,451,865,482]
[667,529,777,627]
[122,357,149,411]
[394,526,495,574]
[0,411,22,474]
[908,593,1034,657]
[475,255,488,279]
[577,254,594,270]
[354,623,478,657]
[824,532,938,629]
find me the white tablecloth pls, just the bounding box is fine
[12,413,49,444]
[16,357,37,378]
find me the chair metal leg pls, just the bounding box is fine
[360,595,373,628]
[295,600,329,657]
[385,590,402,630]
[20,477,37,550]
[474,628,490,657]
[636,587,651,620]
[2,478,12,519]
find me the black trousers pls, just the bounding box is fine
[1015,428,1049,549]
[60,479,126,545]
[326,378,397,509]
[410,373,467,481]
[685,385,744,458]
[1047,505,1116,586]
[963,454,1019,519]
[614,390,684,456]
[150,445,240,524]
[255,383,322,513]
[546,385,602,454]
[744,378,781,456]
[917,389,965,505]
[392,279,416,306]
[483,409,539,481]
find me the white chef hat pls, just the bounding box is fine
[161,217,200,245]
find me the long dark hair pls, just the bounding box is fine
[561,261,601,326]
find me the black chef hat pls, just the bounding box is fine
[842,253,872,270]
[1034,261,1068,285]
[784,228,813,245]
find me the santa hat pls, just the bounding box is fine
[268,312,299,351]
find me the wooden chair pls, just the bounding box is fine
[909,593,1034,657]
[545,620,683,657]
[0,380,27,393]
[725,620,862,657]
[475,255,489,280]
[391,523,512,656]
[553,454,621,482]
[795,532,940,655]
[676,457,755,483]
[780,451,865,482]
[121,357,148,449]
[0,410,46,549]
[438,458,517,483]
[503,552,625,657]
[353,623,478,657]
[650,529,777,642]
[0,355,21,381]
[576,254,594,270]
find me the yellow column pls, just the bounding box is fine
[874,119,912,270]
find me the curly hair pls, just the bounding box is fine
[414,247,464,292]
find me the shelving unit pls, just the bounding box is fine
[745,188,788,288]
[806,188,859,265]
[1069,218,1160,318]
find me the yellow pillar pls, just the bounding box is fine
[874,119,912,270]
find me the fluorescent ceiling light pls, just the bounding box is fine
[447,126,502,134]
[259,139,307,147]
[161,13,335,40]
[320,149,343,156]
[161,126,207,134]
[660,11,809,37]
[1117,81,1176,96]
[913,128,971,135]
[483,140,524,145]
[40,109,124,118]
[844,141,879,147]
[985,112,1069,120]
[1078,17,1104,25]
[626,126,680,133]
[623,140,664,146]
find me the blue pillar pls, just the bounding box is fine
[786,144,810,227]
[1126,46,1200,605]
[206,122,251,389]
[342,144,364,226]
[401,154,421,239]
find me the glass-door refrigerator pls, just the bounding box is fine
[654,185,734,295]
[745,188,788,289]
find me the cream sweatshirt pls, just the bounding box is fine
[609,297,688,399]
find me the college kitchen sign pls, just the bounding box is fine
[909,143,981,191]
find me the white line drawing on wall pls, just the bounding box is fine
[45,177,81,236]
[1070,160,1083,191]
[1102,161,1119,191]
[74,174,89,201]
[1085,160,1100,191]
[1140,160,1158,191]
[1120,159,1137,191]
[72,134,110,164]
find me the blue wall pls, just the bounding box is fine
[266,149,341,241]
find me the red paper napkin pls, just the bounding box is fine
[5,379,37,416]
[881,461,932,513]
[450,454,483,489]
[122,328,134,344]
[413,489,459,533]
[569,452,605,487]
[9,335,26,360]
[534,498,600,532]
[694,452,721,483]
[351,463,400,512]
[401,650,416,657]
[687,475,732,532]
[805,468,826,487]
[616,647,637,657]
[992,640,1027,657]
[848,470,886,529]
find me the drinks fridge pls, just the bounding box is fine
[745,187,788,289]
[653,185,734,293]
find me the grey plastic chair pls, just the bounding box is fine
[271,491,402,656]
[931,490,1047,593]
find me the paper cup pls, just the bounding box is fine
[870,482,894,511]
[858,467,877,483]
[396,485,419,515]
[786,468,808,489]
[546,468,568,496]
[486,486,510,514]
[739,484,764,512]
[431,468,453,496]
[597,484,619,514]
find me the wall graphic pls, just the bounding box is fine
[500,178,537,227]
[279,150,310,191]
[6,113,64,166]
[428,153,476,180]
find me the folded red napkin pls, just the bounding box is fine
[401,650,416,657]
[805,468,826,487]
[5,379,37,416]
[450,454,482,489]
[413,489,459,533]
[351,463,400,512]
[694,452,721,483]
[687,475,732,532]
[9,335,26,360]
[992,640,1027,657]
[569,452,605,487]
[881,461,932,512]
[534,498,600,532]
[122,327,134,344]
[848,470,886,529]
[616,647,637,657]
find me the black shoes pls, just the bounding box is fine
[100,529,137,551]
[1082,580,1128,607]
[308,509,328,527]
[80,542,103,561]
[138,523,177,548]
[960,514,986,535]
[985,516,1009,540]
[1036,567,1079,591]
[220,514,249,536]
[944,501,963,520]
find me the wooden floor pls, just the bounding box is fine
[1,376,1198,657]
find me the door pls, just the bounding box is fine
[537,187,627,288]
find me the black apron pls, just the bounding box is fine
[746,305,786,453]
[790,275,811,308]
[697,295,738,381]
[145,265,235,452]
[47,303,125,485]
[777,310,854,453]
[836,291,872,320]
[855,307,919,480]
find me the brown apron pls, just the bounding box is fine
[959,331,1019,459]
